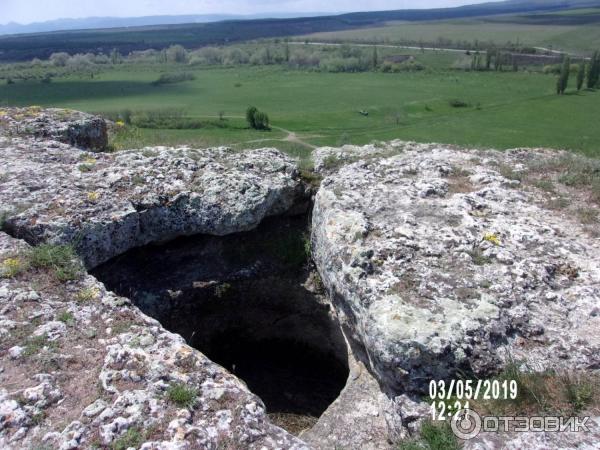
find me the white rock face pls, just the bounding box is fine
[0,107,108,150]
[312,144,600,392]
[0,231,309,450]
[0,131,308,269]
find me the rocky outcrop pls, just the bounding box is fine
[0,232,308,450]
[0,107,108,150]
[3,109,600,450]
[312,144,600,395]
[0,136,308,269]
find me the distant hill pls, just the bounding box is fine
[1,0,599,62]
[0,13,335,36]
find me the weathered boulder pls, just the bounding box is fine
[0,107,108,150]
[0,137,308,268]
[312,144,600,395]
[0,109,312,449]
[0,232,308,449]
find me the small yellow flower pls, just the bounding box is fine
[115,120,125,127]
[87,191,100,202]
[483,232,501,246]
[77,286,100,302]
[1,257,24,278]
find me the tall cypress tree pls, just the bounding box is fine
[577,62,586,91]
[372,46,379,70]
[587,51,600,89]
[556,55,570,95]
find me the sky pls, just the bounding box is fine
[1,0,491,24]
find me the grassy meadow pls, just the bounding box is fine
[2,60,599,159]
[301,9,600,54]
[304,21,600,53]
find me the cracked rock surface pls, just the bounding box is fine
[0,232,308,450]
[3,109,600,449]
[0,124,307,269]
[0,107,108,151]
[312,143,600,445]
[313,144,600,392]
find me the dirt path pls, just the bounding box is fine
[274,127,317,149]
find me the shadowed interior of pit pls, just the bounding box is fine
[92,214,349,427]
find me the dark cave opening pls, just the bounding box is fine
[91,215,349,431]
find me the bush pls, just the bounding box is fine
[28,244,82,281]
[129,109,227,130]
[49,52,70,67]
[398,420,460,450]
[165,45,188,64]
[112,428,143,450]
[246,106,270,130]
[167,383,197,408]
[151,72,195,86]
[449,99,469,108]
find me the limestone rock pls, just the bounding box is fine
[0,232,308,449]
[0,135,308,269]
[0,107,108,150]
[312,144,600,393]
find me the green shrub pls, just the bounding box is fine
[57,310,75,325]
[127,109,228,130]
[23,334,56,357]
[167,383,197,408]
[28,244,82,281]
[112,428,143,450]
[564,374,594,413]
[398,421,460,450]
[151,72,195,86]
[449,99,469,108]
[246,106,270,130]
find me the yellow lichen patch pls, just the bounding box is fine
[483,232,501,246]
[87,191,100,202]
[0,257,25,278]
[83,157,97,165]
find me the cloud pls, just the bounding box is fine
[0,0,488,24]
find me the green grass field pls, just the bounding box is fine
[2,64,599,158]
[302,19,600,54]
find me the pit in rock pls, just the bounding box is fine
[92,215,349,434]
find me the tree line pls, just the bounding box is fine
[556,50,600,95]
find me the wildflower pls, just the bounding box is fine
[87,191,100,202]
[77,286,100,302]
[483,232,501,246]
[1,257,24,278]
[115,120,125,127]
